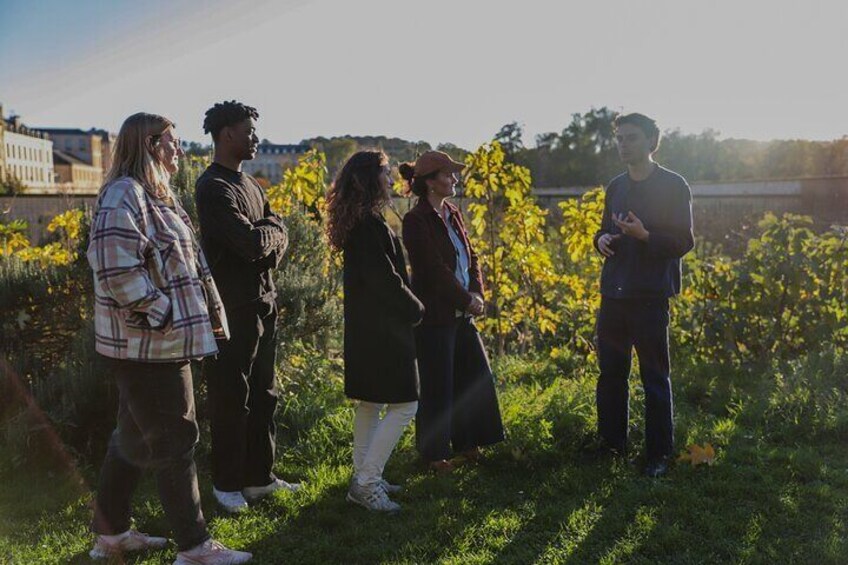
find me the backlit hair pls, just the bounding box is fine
[102,112,175,200]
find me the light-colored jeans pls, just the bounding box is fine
[353,401,418,487]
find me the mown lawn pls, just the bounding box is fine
[1,352,847,564]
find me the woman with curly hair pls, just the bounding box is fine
[326,150,424,512]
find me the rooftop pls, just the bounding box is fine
[52,149,88,166]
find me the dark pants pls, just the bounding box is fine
[596,296,673,461]
[204,300,279,492]
[415,317,505,462]
[92,358,209,552]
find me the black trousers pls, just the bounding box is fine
[596,296,674,461]
[204,300,279,492]
[415,317,505,462]
[92,358,209,551]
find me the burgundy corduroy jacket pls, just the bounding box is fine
[402,198,484,326]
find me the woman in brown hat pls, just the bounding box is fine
[400,151,504,472]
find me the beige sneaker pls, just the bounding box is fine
[173,538,252,564]
[89,529,168,559]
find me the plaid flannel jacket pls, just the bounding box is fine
[87,177,229,361]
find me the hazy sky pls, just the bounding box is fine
[2,0,847,148]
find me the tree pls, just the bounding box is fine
[494,122,525,156]
[436,143,469,163]
[464,141,561,355]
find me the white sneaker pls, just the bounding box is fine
[346,480,401,512]
[213,488,249,513]
[174,538,252,564]
[89,529,168,559]
[379,478,403,494]
[242,477,302,502]
[350,475,402,494]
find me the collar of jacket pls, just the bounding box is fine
[414,197,460,229]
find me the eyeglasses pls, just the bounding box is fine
[148,134,181,149]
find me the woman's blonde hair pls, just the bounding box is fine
[102,112,175,199]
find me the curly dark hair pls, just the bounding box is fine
[326,150,390,251]
[202,100,259,141]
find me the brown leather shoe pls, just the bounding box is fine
[459,447,482,464]
[428,459,455,473]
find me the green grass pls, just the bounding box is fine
[1,351,847,564]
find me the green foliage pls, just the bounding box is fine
[518,107,848,187]
[171,154,210,225]
[4,354,848,564]
[266,148,341,353]
[676,213,848,363]
[555,187,606,355]
[267,149,328,217]
[0,219,29,255]
[464,141,563,354]
[763,349,848,442]
[0,171,26,196]
[304,136,432,177]
[517,107,620,187]
[273,206,341,353]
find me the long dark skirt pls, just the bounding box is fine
[415,317,504,461]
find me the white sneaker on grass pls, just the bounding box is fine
[173,538,252,564]
[89,529,168,559]
[212,487,249,514]
[346,480,401,512]
[379,478,402,494]
[349,475,402,494]
[242,477,303,502]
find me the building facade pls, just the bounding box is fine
[1,108,55,193]
[241,141,310,184]
[92,129,116,173]
[53,150,102,192]
[36,128,113,194]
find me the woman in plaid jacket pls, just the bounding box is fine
[86,113,251,564]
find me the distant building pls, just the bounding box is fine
[91,128,116,173]
[242,141,310,184]
[53,149,102,192]
[1,106,55,193]
[35,128,109,194]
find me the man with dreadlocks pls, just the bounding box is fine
[195,100,301,514]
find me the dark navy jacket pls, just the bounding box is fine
[593,165,694,299]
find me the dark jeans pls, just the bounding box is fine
[596,296,674,461]
[415,317,505,461]
[92,358,209,551]
[204,300,279,492]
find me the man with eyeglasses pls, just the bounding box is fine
[592,113,694,478]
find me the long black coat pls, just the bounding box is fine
[343,214,424,403]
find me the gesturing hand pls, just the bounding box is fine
[597,233,622,257]
[612,212,649,241]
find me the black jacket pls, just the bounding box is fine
[195,163,288,310]
[343,214,424,403]
[593,165,694,299]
